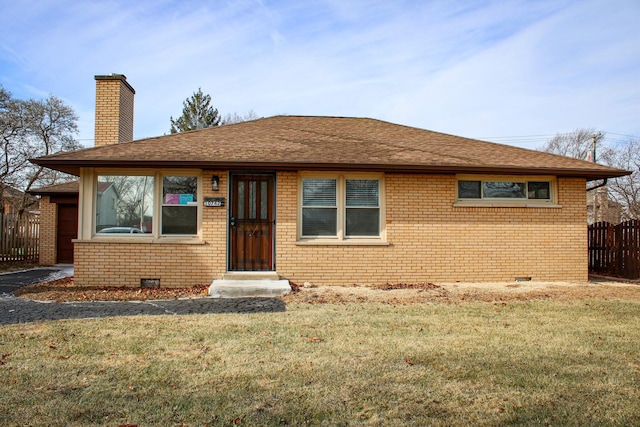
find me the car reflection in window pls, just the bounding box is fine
[97,227,144,234]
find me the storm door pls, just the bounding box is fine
[229,174,275,271]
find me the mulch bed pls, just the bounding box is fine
[15,277,209,302]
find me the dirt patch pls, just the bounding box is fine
[283,280,640,304]
[14,276,640,304]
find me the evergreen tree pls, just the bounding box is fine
[169,88,221,133]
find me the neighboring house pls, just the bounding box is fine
[95,181,120,231]
[31,74,629,290]
[586,188,623,225]
[29,181,79,264]
[1,185,39,219]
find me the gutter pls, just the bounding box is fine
[586,178,607,191]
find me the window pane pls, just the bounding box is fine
[249,181,257,219]
[483,182,526,198]
[458,180,481,198]
[163,176,197,204]
[162,206,197,235]
[260,181,268,219]
[238,181,245,219]
[303,179,336,206]
[346,208,380,236]
[528,182,550,199]
[346,179,379,206]
[96,175,154,234]
[302,208,337,236]
[162,175,198,235]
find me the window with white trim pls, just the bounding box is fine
[302,178,337,236]
[458,180,551,200]
[345,179,380,236]
[162,176,198,235]
[456,176,556,205]
[300,174,383,240]
[96,175,155,234]
[94,172,200,237]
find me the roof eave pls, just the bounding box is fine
[31,158,631,182]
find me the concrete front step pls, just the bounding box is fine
[221,272,280,281]
[209,278,291,298]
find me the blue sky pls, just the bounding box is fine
[1,0,638,149]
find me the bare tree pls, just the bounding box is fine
[0,86,81,216]
[221,110,258,125]
[539,127,612,161]
[20,95,81,214]
[1,86,28,217]
[605,138,640,221]
[539,128,639,222]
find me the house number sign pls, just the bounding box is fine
[204,197,225,207]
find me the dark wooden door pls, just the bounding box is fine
[57,204,78,264]
[230,174,275,271]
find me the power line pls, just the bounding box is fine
[477,131,638,148]
[607,132,638,138]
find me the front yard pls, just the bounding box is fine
[1,281,639,426]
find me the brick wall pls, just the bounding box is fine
[94,75,134,147]
[73,171,588,287]
[276,173,588,285]
[38,195,57,265]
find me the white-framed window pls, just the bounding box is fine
[299,173,384,241]
[94,170,201,238]
[162,175,198,235]
[455,175,558,207]
[302,178,337,236]
[95,174,155,235]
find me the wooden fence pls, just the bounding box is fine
[588,220,640,280]
[0,214,40,262]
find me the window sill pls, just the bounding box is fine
[453,200,562,209]
[296,239,389,246]
[75,237,206,245]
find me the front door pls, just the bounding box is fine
[229,174,275,271]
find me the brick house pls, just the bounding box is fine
[32,74,629,292]
[29,181,79,264]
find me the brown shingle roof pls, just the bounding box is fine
[28,180,79,195]
[32,115,629,180]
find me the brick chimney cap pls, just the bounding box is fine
[94,74,135,94]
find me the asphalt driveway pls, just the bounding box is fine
[0,266,74,296]
[0,267,285,325]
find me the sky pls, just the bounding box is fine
[1,0,639,150]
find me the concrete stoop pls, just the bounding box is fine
[209,272,291,298]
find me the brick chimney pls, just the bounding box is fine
[94,74,135,147]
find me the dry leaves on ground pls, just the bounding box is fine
[13,276,640,304]
[14,277,209,302]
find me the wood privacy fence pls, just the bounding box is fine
[588,220,640,280]
[0,214,40,262]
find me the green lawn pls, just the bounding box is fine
[1,299,639,426]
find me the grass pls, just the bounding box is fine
[0,299,639,426]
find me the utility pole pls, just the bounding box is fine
[591,133,599,223]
